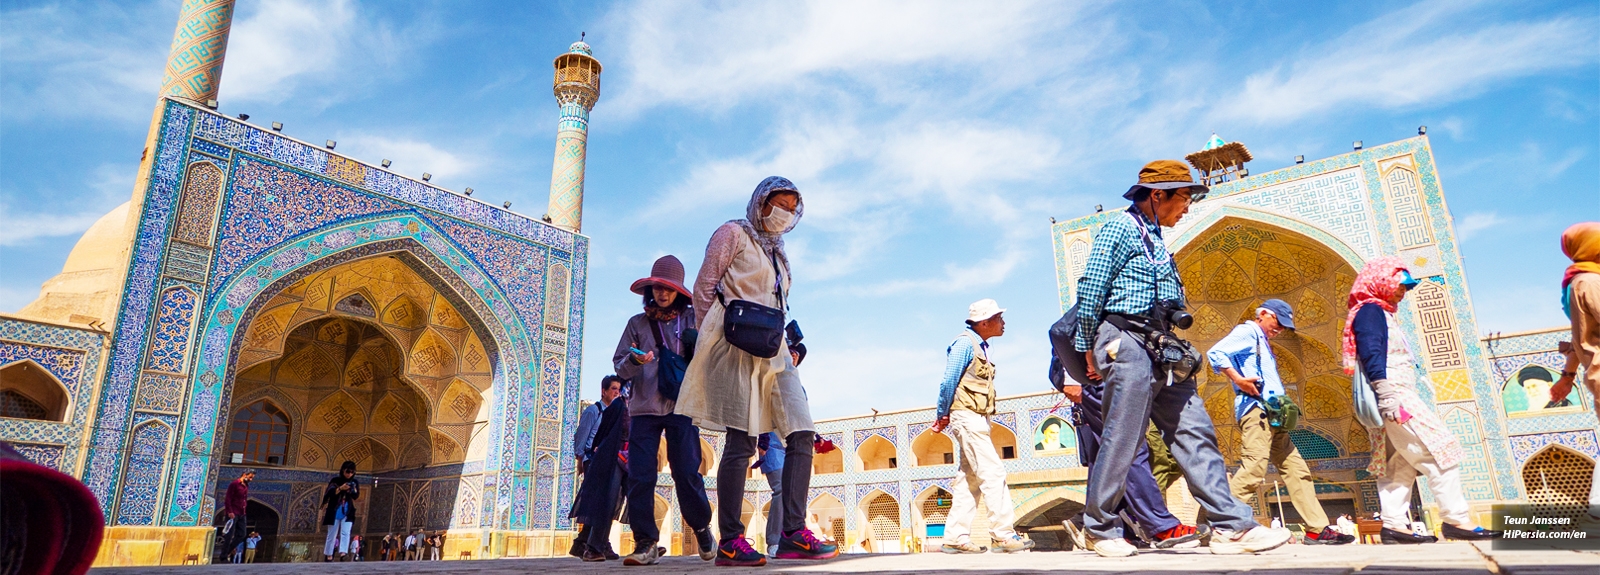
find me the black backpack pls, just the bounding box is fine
[1047,303,1093,391]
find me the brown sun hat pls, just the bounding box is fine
[1123,159,1210,200]
[630,255,691,297]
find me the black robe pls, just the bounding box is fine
[573,398,630,525]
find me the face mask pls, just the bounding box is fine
[762,205,796,232]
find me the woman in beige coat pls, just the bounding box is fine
[679,176,837,566]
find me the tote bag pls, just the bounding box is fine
[1351,369,1384,429]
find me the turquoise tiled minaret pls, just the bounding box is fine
[159,0,237,103]
[546,40,602,233]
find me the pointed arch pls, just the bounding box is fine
[910,427,953,466]
[0,359,71,422]
[1521,444,1596,520]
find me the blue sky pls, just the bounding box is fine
[2,0,1596,419]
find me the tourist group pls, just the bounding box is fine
[563,162,1599,565]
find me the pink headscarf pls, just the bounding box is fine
[1341,256,1409,374]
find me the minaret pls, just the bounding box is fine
[545,39,602,233]
[158,0,238,104]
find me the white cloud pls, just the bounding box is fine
[222,0,358,102]
[0,164,134,246]
[335,134,478,182]
[1454,212,1503,242]
[0,1,169,120]
[1210,1,1599,125]
[600,0,1090,116]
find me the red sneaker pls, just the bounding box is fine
[1151,524,1206,549]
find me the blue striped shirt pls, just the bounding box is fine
[1073,207,1186,351]
[935,330,985,418]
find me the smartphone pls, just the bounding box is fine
[630,347,647,355]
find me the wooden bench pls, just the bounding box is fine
[458,551,472,560]
[182,554,201,565]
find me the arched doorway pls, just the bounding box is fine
[1522,446,1597,521]
[806,493,846,550]
[1173,218,1363,516]
[213,501,280,563]
[858,491,901,553]
[910,486,953,550]
[215,253,498,546]
[1014,497,1083,551]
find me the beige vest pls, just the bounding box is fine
[951,333,997,415]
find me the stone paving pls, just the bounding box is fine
[91,542,1600,575]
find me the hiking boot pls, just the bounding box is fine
[1062,519,1089,551]
[990,534,1035,553]
[580,546,609,562]
[1441,523,1500,541]
[1209,526,1291,555]
[1303,526,1355,545]
[1151,524,1206,549]
[1088,536,1137,558]
[940,541,985,554]
[694,527,716,561]
[622,543,664,566]
[714,537,766,567]
[1380,527,1437,544]
[776,528,839,560]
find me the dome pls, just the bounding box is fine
[61,201,130,273]
[1205,133,1226,150]
[568,41,592,56]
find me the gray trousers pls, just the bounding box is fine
[1083,321,1258,540]
[764,470,783,551]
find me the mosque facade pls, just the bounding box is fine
[0,0,599,565]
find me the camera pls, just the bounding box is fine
[1150,299,1194,331]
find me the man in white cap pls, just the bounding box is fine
[930,299,1034,554]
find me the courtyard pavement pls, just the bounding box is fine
[91,542,1600,575]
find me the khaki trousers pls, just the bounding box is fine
[1229,408,1329,531]
[943,410,1017,544]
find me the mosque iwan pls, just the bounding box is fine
[0,0,1590,566]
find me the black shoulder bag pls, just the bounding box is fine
[716,248,788,359]
[649,318,690,401]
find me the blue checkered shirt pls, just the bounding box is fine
[1073,207,1186,351]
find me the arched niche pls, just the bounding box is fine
[857,435,898,471]
[813,437,844,475]
[989,423,1018,460]
[0,360,70,422]
[911,428,953,466]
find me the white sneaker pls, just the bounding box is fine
[1089,536,1137,558]
[1209,526,1291,555]
[1063,519,1089,551]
